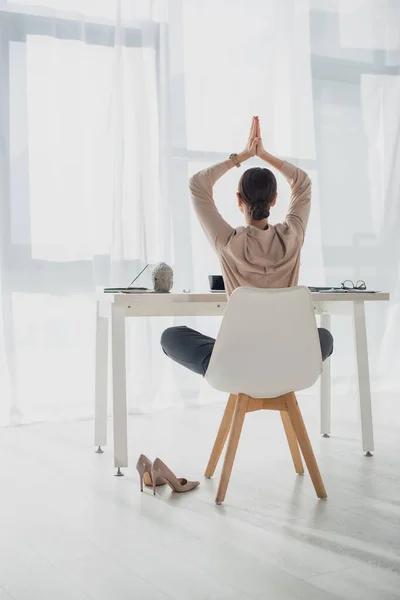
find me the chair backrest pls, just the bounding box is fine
[205,286,322,398]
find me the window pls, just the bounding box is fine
[0,9,161,291]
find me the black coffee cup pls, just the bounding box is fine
[208,275,225,291]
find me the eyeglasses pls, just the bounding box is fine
[341,279,366,290]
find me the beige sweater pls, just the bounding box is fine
[189,160,311,297]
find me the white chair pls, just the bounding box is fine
[204,286,327,505]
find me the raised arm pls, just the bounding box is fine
[256,118,311,239]
[190,117,259,252]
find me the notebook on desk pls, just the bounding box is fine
[308,287,379,293]
[208,276,378,294]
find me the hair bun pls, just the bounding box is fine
[251,202,270,221]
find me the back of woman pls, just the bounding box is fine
[161,116,332,376]
[188,116,311,296]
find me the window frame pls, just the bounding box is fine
[0,9,162,294]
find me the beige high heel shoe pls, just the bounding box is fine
[136,454,167,491]
[136,454,188,492]
[151,458,200,495]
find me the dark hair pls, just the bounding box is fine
[238,167,277,221]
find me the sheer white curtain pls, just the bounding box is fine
[0,0,174,424]
[0,0,399,426]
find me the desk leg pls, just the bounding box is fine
[353,301,374,456]
[95,301,108,452]
[111,303,128,475]
[320,313,331,437]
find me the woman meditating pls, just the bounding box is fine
[161,116,333,374]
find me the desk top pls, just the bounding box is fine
[98,291,390,304]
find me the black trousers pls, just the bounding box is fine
[161,326,334,377]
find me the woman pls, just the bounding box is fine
[161,116,333,375]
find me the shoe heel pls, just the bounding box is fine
[151,467,158,495]
[136,456,148,493]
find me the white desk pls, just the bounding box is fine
[95,291,389,474]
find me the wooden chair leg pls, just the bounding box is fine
[280,411,304,475]
[205,394,236,478]
[216,394,249,505]
[285,393,327,499]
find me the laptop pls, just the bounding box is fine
[104,264,150,293]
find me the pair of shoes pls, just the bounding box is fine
[136,455,200,495]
